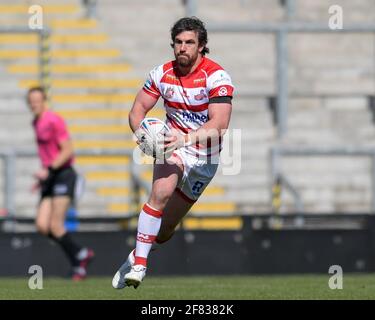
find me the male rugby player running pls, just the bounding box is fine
[112,17,234,289]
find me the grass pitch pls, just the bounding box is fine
[1,274,375,300]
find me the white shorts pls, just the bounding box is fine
[171,148,219,203]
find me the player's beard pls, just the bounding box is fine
[176,51,198,68]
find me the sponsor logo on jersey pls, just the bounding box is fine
[218,86,228,96]
[193,78,206,86]
[213,76,231,87]
[181,111,208,123]
[165,87,175,99]
[166,74,179,83]
[194,89,208,101]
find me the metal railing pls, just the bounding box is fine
[0,27,51,97]
[271,146,375,213]
[183,1,375,139]
[207,22,375,138]
[0,149,149,220]
[38,29,51,99]
[184,0,296,19]
[82,0,98,18]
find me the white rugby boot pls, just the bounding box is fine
[112,249,135,289]
[124,264,147,289]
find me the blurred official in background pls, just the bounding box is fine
[27,87,94,281]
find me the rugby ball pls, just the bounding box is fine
[137,117,172,160]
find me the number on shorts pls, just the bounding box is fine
[192,181,204,193]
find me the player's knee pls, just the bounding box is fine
[149,190,173,209]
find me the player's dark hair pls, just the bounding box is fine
[27,86,47,101]
[170,17,209,55]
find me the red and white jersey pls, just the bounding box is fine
[142,56,234,157]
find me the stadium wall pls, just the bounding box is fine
[1,215,375,276]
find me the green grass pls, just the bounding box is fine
[1,274,375,300]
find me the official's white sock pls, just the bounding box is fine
[134,203,162,267]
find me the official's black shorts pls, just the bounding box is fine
[40,166,77,200]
